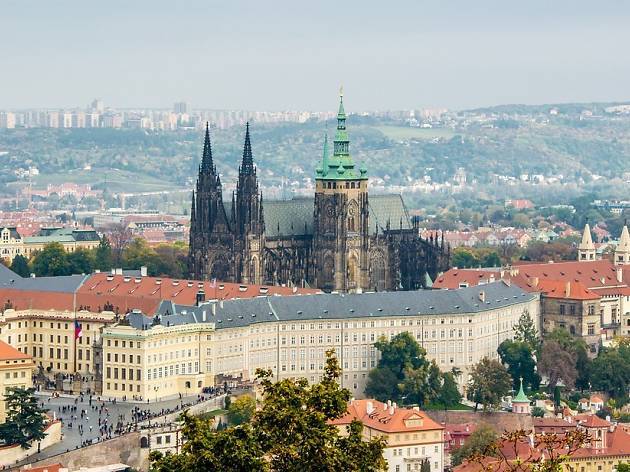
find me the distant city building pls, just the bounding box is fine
[173,102,188,114]
[0,112,16,129]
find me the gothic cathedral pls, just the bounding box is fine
[189,92,449,292]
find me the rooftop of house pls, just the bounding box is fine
[0,339,31,361]
[330,399,443,434]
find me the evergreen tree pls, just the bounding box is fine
[0,387,47,448]
[9,254,30,277]
[513,310,539,351]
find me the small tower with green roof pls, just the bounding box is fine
[512,377,531,415]
[313,89,369,292]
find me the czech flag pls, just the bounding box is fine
[74,320,83,339]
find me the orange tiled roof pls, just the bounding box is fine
[330,399,444,434]
[433,269,501,289]
[534,279,600,301]
[575,414,611,428]
[0,340,31,361]
[76,273,320,315]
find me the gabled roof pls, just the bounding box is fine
[575,414,611,428]
[330,399,443,434]
[536,279,600,301]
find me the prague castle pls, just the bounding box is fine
[188,92,449,292]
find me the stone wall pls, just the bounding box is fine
[425,410,534,433]
[13,432,149,472]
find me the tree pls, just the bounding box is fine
[150,350,387,472]
[545,328,590,390]
[531,406,545,417]
[434,371,462,409]
[365,367,399,402]
[227,395,256,426]
[590,348,630,399]
[498,339,540,391]
[31,242,70,276]
[374,332,428,378]
[366,332,431,404]
[106,223,133,266]
[451,424,497,466]
[9,254,30,277]
[0,387,47,448]
[538,340,577,390]
[467,357,512,411]
[94,236,113,271]
[467,429,590,472]
[67,248,95,274]
[512,310,539,351]
[452,248,480,268]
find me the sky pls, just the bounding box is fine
[1,0,630,111]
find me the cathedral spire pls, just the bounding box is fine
[240,122,255,175]
[201,122,214,174]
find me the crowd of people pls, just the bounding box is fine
[41,387,229,452]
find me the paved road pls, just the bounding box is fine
[18,392,224,466]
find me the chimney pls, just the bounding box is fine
[489,274,495,283]
[389,406,394,415]
[202,310,207,322]
[617,267,623,283]
[565,281,571,298]
[219,300,224,309]
[532,277,539,287]
[413,406,420,411]
[387,400,392,407]
[392,402,397,410]
[211,303,216,316]
[366,401,374,415]
[141,266,148,277]
[115,268,123,275]
[383,402,387,410]
[478,291,485,303]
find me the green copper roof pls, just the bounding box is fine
[513,378,530,403]
[315,91,367,181]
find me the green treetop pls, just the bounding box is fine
[315,89,367,181]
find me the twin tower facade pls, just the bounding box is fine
[188,93,449,292]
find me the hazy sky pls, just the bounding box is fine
[2,0,629,111]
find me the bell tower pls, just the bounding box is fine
[313,90,369,292]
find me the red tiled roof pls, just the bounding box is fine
[575,414,611,428]
[0,340,31,361]
[76,273,320,315]
[433,269,501,289]
[20,464,63,472]
[330,399,443,434]
[534,280,600,301]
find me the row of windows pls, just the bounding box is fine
[146,362,198,380]
[105,367,142,381]
[9,321,93,331]
[7,333,92,345]
[107,353,140,364]
[106,382,141,393]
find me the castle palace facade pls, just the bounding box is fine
[188,93,449,292]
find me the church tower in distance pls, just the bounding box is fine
[313,90,369,291]
[233,122,265,283]
[189,123,234,281]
